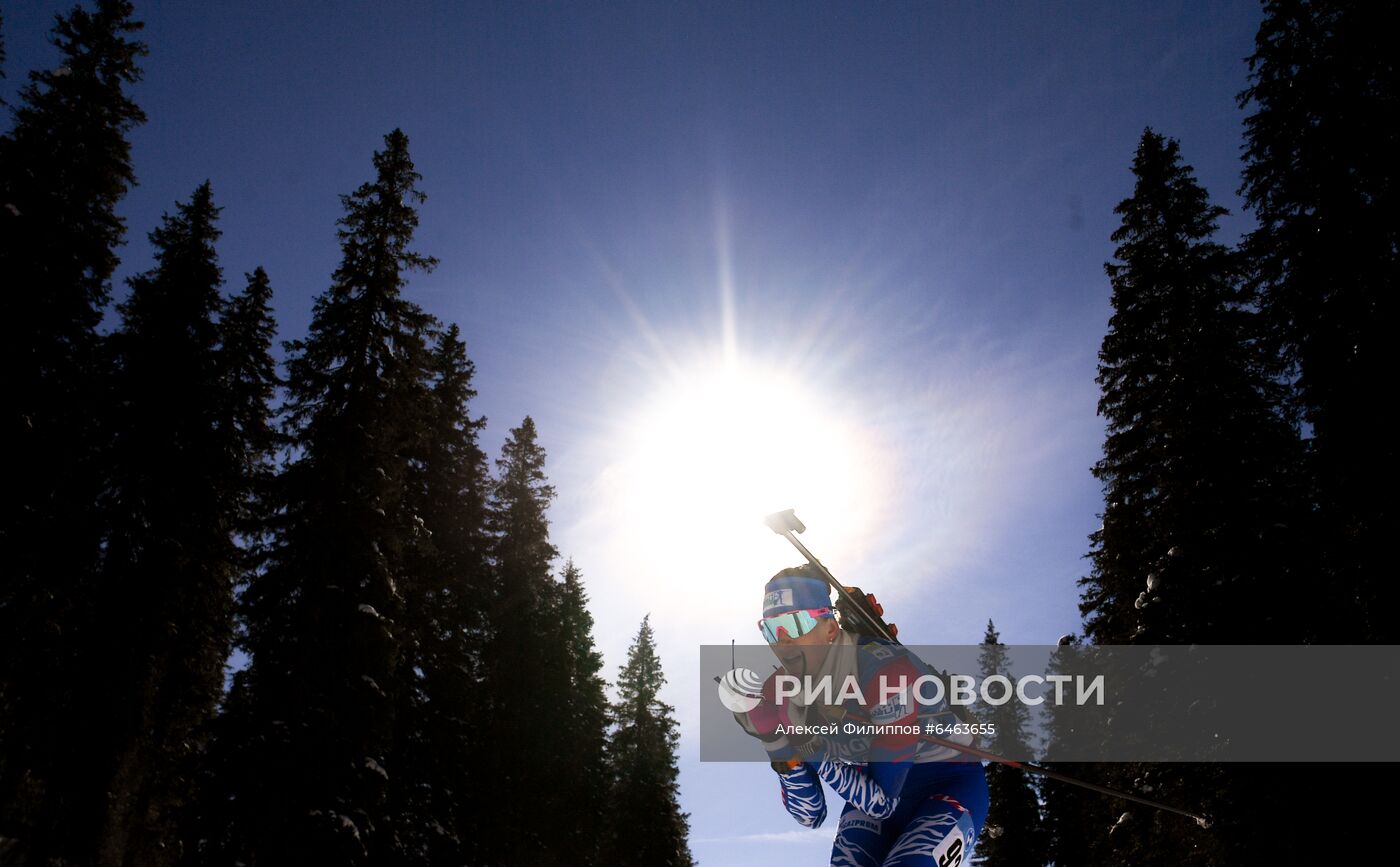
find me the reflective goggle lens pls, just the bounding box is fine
[758,608,833,643]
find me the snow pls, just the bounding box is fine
[364,757,388,780]
[338,815,361,840]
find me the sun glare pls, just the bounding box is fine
[608,356,881,612]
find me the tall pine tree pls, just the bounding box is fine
[1062,128,1311,866]
[93,183,274,867]
[216,266,282,548]
[176,265,281,862]
[212,129,437,865]
[1082,128,1305,647]
[605,616,694,867]
[481,416,564,865]
[0,2,146,861]
[388,323,493,864]
[548,559,610,865]
[1238,0,1399,643]
[1040,637,1112,867]
[973,621,1044,867]
[1235,3,1397,852]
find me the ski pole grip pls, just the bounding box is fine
[764,509,806,535]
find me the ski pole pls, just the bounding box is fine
[826,705,1213,828]
[918,734,1212,828]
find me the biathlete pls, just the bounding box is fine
[734,566,989,867]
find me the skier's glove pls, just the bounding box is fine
[733,692,785,743]
[815,760,899,820]
[732,671,792,743]
[735,708,805,763]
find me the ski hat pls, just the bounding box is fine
[762,568,833,618]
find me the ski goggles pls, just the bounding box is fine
[758,607,834,643]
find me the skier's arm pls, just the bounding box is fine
[814,759,901,820]
[731,674,827,826]
[773,761,827,828]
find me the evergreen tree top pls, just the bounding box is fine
[332,127,438,290]
[283,129,437,438]
[1,0,147,314]
[219,266,282,464]
[490,416,559,604]
[118,181,223,341]
[1108,129,1228,270]
[430,324,480,410]
[129,181,221,267]
[220,267,277,376]
[616,614,668,706]
[1097,129,1242,418]
[9,0,146,135]
[982,618,1000,645]
[496,416,554,495]
[1238,0,1396,221]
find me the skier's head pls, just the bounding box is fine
[760,566,839,671]
[762,566,833,620]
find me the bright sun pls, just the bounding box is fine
[608,355,882,610]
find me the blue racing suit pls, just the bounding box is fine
[755,631,989,866]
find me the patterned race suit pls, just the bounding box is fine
[747,630,989,866]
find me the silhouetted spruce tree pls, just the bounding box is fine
[178,264,280,860]
[1039,638,1112,867]
[605,616,694,867]
[1238,0,1399,643]
[481,415,563,865]
[489,417,557,604]
[1236,3,1398,853]
[87,183,271,867]
[0,2,146,861]
[972,621,1044,867]
[178,265,281,857]
[387,323,493,864]
[548,559,610,865]
[1082,128,1305,647]
[215,265,282,548]
[1065,129,1309,866]
[211,129,437,866]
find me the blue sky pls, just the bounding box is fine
[5,1,1264,862]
